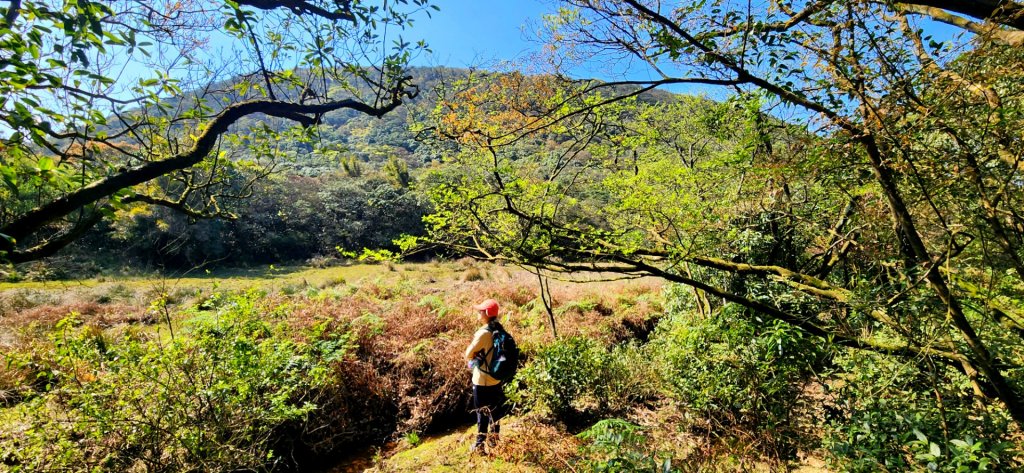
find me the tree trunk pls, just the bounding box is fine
[861,136,1024,426]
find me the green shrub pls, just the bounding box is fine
[0,291,352,472]
[823,350,1017,472]
[558,298,599,315]
[576,419,676,473]
[511,336,654,422]
[648,302,825,451]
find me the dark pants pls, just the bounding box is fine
[473,384,506,436]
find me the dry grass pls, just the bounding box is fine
[488,414,582,471]
[3,302,150,330]
[0,360,35,407]
[366,405,827,473]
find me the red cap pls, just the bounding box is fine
[473,299,499,318]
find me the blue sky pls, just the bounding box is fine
[400,0,971,104]
[402,0,700,93]
[405,0,552,69]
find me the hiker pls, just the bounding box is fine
[464,298,509,454]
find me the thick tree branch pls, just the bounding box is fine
[861,133,1024,425]
[2,0,21,27]
[236,0,355,22]
[5,210,105,264]
[896,0,1024,30]
[898,3,1024,45]
[518,250,970,364]
[688,255,851,301]
[122,193,235,220]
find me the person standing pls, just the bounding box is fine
[464,298,506,454]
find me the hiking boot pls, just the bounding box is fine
[487,433,500,449]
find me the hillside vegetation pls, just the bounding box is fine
[4,261,1019,471]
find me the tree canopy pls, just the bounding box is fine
[0,0,432,263]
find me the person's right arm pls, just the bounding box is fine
[465,329,488,362]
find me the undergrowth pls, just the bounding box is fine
[0,291,355,471]
[0,265,665,471]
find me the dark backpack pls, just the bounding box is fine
[481,322,519,382]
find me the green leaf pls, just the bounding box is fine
[913,428,927,442]
[37,157,55,172]
[0,166,17,192]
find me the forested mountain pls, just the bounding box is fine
[24,67,679,273]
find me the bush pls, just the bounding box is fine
[0,291,353,472]
[511,336,655,423]
[823,350,1017,472]
[576,419,676,473]
[459,266,484,282]
[647,301,825,454]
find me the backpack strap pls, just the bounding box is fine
[478,321,503,376]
